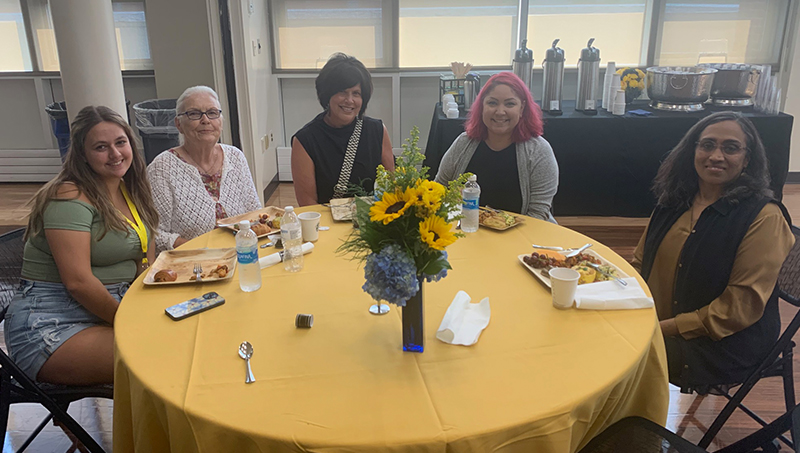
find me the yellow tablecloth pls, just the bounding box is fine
[113,206,669,452]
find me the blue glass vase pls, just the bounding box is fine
[402,276,424,352]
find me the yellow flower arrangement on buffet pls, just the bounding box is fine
[616,67,646,103]
[338,126,470,306]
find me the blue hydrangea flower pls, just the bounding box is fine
[362,244,419,306]
[423,251,448,282]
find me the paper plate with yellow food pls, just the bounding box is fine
[517,249,629,288]
[478,207,525,231]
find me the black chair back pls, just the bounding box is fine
[0,227,25,316]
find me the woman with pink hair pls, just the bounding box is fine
[434,72,558,221]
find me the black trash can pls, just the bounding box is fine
[45,102,70,162]
[133,99,180,164]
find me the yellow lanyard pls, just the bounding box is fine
[120,183,149,266]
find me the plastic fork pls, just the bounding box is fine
[193,263,203,282]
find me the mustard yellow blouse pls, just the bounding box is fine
[632,203,793,340]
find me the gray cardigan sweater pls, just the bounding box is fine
[434,132,559,222]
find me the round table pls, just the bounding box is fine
[113,206,669,453]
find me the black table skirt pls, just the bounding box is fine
[423,100,793,217]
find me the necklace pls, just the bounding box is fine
[183,147,220,175]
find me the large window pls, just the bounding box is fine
[0,0,33,71]
[269,0,793,71]
[0,0,152,72]
[271,0,392,69]
[399,0,518,68]
[655,0,789,66]
[527,1,647,68]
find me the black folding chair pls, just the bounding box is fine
[0,228,111,453]
[679,225,800,450]
[578,403,800,453]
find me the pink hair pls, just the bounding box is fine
[464,72,543,142]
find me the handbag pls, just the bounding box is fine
[332,118,363,199]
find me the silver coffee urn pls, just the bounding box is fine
[512,39,534,95]
[576,38,600,115]
[542,39,565,115]
[464,72,481,111]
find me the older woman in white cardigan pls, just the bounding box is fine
[147,86,261,253]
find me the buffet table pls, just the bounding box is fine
[423,100,793,216]
[113,206,669,453]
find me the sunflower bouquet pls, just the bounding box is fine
[616,67,646,103]
[338,126,470,306]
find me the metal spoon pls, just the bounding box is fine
[564,243,592,259]
[260,242,274,249]
[238,341,256,384]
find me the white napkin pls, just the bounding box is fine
[436,291,491,346]
[259,242,315,269]
[574,278,654,310]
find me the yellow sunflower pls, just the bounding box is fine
[370,188,415,224]
[419,215,457,251]
[414,180,446,211]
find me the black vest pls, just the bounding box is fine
[641,195,789,387]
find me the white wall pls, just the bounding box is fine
[781,1,800,172]
[228,0,281,200]
[144,0,217,99]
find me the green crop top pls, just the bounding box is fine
[21,199,150,284]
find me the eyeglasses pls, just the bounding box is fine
[695,139,746,155]
[178,109,222,120]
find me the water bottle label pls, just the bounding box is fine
[237,248,258,264]
[281,227,302,240]
[463,198,479,210]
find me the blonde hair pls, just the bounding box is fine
[26,106,159,240]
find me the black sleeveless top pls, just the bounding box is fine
[292,112,384,204]
[464,141,523,213]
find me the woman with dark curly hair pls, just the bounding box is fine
[291,53,395,206]
[434,72,558,221]
[632,111,794,391]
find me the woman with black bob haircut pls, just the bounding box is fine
[632,111,794,393]
[291,53,395,206]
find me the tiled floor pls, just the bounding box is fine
[2,182,800,452]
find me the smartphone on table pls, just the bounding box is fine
[165,292,225,321]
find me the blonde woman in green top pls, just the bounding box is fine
[4,106,158,385]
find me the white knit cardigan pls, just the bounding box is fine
[147,144,262,254]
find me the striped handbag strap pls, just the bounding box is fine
[332,118,363,199]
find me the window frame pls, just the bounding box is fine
[646,0,791,69]
[268,0,792,74]
[0,0,154,75]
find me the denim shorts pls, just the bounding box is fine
[3,279,129,382]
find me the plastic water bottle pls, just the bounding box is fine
[236,220,262,292]
[461,175,480,233]
[281,206,304,272]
